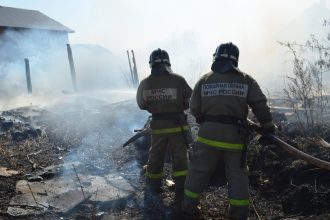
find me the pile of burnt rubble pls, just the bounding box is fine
[0,109,42,141]
[0,102,148,219]
[246,119,330,219]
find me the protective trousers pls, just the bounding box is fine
[145,133,188,191]
[183,143,249,220]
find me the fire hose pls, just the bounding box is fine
[122,116,151,148]
[247,119,330,171]
[122,128,150,147]
[123,118,330,171]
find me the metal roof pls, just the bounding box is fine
[0,6,74,33]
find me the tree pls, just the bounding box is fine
[279,20,330,129]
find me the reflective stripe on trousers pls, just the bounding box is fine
[173,170,187,177]
[197,136,244,150]
[185,190,249,206]
[145,172,163,179]
[229,198,249,206]
[152,125,189,135]
[184,189,200,199]
[146,170,187,179]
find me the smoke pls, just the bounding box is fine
[0,29,131,110]
[71,44,128,90]
[84,0,330,95]
[0,30,65,109]
[42,92,148,186]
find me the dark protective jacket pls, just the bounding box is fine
[136,69,192,133]
[190,62,273,150]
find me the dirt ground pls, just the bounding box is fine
[0,98,330,220]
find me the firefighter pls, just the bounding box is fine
[183,42,275,219]
[136,48,192,205]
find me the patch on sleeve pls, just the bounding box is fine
[143,88,177,101]
[201,83,248,98]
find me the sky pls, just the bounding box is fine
[1,0,330,91]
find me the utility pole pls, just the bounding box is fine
[320,67,323,126]
[131,50,139,87]
[126,50,134,86]
[24,58,32,95]
[67,44,77,92]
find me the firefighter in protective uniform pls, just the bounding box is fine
[136,49,192,203]
[183,43,275,219]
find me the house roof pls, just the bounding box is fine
[0,6,74,33]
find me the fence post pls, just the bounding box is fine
[67,44,77,92]
[24,58,32,95]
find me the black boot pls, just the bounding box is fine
[181,197,201,219]
[174,189,184,208]
[144,188,163,213]
[170,189,185,219]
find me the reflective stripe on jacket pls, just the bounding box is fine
[197,136,244,150]
[152,125,189,135]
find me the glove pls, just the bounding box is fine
[261,121,277,134]
[195,116,205,124]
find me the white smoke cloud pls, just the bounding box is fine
[82,0,330,95]
[1,0,330,108]
[0,30,70,108]
[0,29,130,110]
